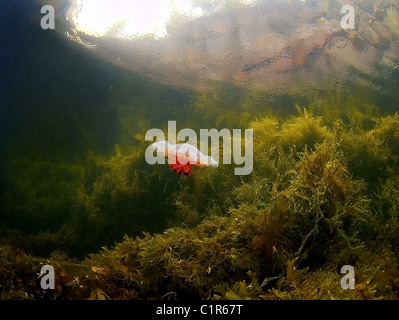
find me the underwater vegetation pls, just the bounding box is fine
[1,111,399,300]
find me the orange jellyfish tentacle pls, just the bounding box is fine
[169,157,193,175]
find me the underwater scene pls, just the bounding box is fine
[1,0,399,301]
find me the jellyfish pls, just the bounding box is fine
[150,140,218,175]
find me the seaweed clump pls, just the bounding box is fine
[1,112,399,300]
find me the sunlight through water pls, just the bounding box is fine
[70,0,204,38]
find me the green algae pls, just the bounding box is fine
[1,110,399,300]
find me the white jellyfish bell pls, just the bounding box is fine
[149,140,218,175]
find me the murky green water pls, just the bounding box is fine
[1,0,399,300]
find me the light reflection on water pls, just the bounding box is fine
[55,0,399,97]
